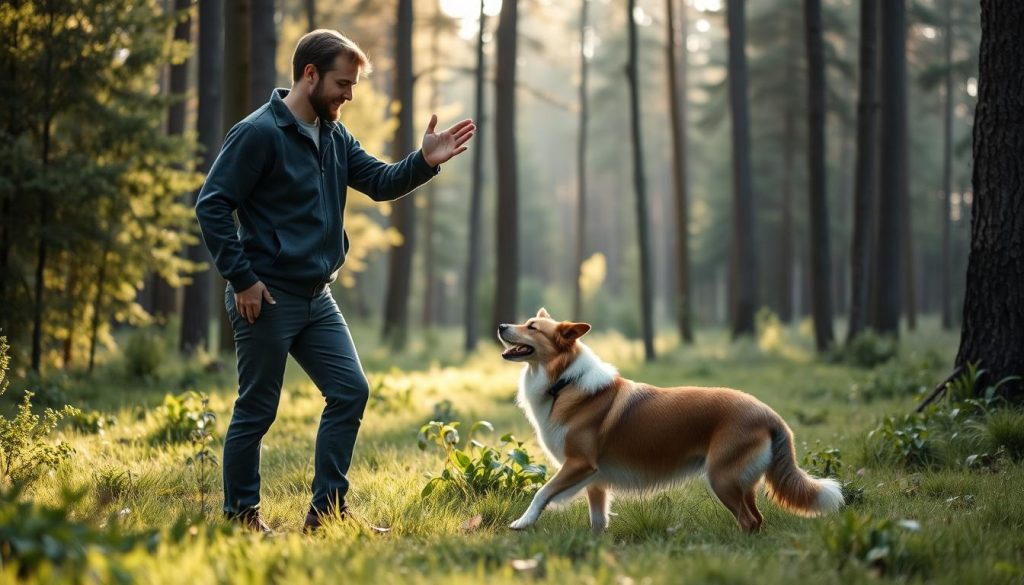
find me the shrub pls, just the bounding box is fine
[822,510,919,577]
[70,410,118,435]
[833,331,898,368]
[366,374,413,414]
[801,442,844,478]
[0,337,79,487]
[122,327,164,379]
[152,391,209,443]
[417,420,547,498]
[865,413,934,469]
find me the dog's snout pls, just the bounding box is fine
[498,324,510,332]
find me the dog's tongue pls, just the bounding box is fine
[502,345,532,358]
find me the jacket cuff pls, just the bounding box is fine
[229,271,260,293]
[415,150,441,176]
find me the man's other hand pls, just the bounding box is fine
[421,115,475,167]
[235,281,276,324]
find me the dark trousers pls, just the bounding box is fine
[222,284,369,515]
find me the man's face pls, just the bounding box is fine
[309,56,360,121]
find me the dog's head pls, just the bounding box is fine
[497,308,591,363]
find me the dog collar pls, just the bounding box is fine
[547,375,580,399]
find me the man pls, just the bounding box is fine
[196,29,474,533]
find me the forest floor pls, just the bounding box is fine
[3,317,1023,584]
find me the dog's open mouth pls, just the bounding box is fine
[501,344,535,360]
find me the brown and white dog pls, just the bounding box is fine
[497,308,843,533]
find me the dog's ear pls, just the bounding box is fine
[559,322,591,342]
[536,307,551,319]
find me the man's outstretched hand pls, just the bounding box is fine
[421,115,475,167]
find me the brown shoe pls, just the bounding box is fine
[226,508,272,534]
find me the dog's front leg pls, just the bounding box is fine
[510,458,597,530]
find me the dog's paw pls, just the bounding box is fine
[509,516,533,530]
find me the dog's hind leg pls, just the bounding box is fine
[510,457,597,530]
[586,485,611,533]
[743,487,763,532]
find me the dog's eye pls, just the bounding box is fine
[527,323,536,330]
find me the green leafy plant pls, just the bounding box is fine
[0,338,79,487]
[866,413,934,469]
[801,442,843,478]
[152,391,208,443]
[70,410,118,435]
[184,395,218,517]
[832,330,898,368]
[122,327,165,379]
[822,510,919,576]
[417,420,547,498]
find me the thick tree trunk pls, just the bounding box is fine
[872,0,906,336]
[848,0,878,342]
[249,0,277,110]
[382,0,415,349]
[421,4,442,329]
[778,80,795,323]
[181,0,223,355]
[666,0,693,344]
[955,0,1024,398]
[464,0,487,352]
[804,0,834,352]
[306,0,315,30]
[572,0,590,323]
[493,0,519,327]
[726,0,757,338]
[627,0,655,361]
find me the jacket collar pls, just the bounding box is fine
[269,88,338,131]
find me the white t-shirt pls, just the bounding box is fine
[296,116,320,152]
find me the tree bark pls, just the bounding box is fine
[666,0,693,343]
[804,0,834,352]
[777,39,796,324]
[493,0,519,327]
[248,0,276,111]
[381,0,415,349]
[848,0,878,342]
[954,0,1024,398]
[627,0,656,361]
[421,3,442,329]
[572,0,590,324]
[726,0,757,338]
[464,0,487,352]
[181,0,223,355]
[306,0,315,30]
[872,0,906,336]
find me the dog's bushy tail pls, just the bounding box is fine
[764,425,844,517]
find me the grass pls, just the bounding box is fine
[3,317,1024,583]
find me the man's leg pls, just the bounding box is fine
[289,291,370,516]
[221,285,300,515]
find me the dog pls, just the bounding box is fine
[497,308,843,533]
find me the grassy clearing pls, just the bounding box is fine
[2,318,1023,584]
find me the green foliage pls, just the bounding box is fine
[834,330,899,368]
[822,511,919,576]
[366,374,413,414]
[152,391,210,443]
[850,354,938,403]
[184,394,218,517]
[93,467,139,507]
[70,409,117,435]
[866,413,934,469]
[801,442,843,478]
[0,339,78,486]
[123,327,166,379]
[417,420,547,499]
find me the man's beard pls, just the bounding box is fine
[309,79,336,122]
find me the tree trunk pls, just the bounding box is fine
[493,0,519,327]
[627,0,655,361]
[88,246,110,373]
[804,0,834,352]
[181,0,224,355]
[249,0,277,111]
[955,0,1024,398]
[381,0,415,349]
[778,66,795,324]
[421,3,442,329]
[940,0,954,330]
[306,0,315,30]
[31,10,56,372]
[726,0,757,338]
[872,0,906,336]
[464,0,487,353]
[848,0,878,342]
[572,0,590,324]
[666,0,693,343]
[220,0,250,354]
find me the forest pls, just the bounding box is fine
[0,0,1022,583]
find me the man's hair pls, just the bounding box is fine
[292,29,372,82]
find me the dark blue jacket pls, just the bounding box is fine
[196,89,438,297]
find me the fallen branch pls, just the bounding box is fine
[914,365,964,413]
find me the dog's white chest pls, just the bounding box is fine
[517,366,569,463]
